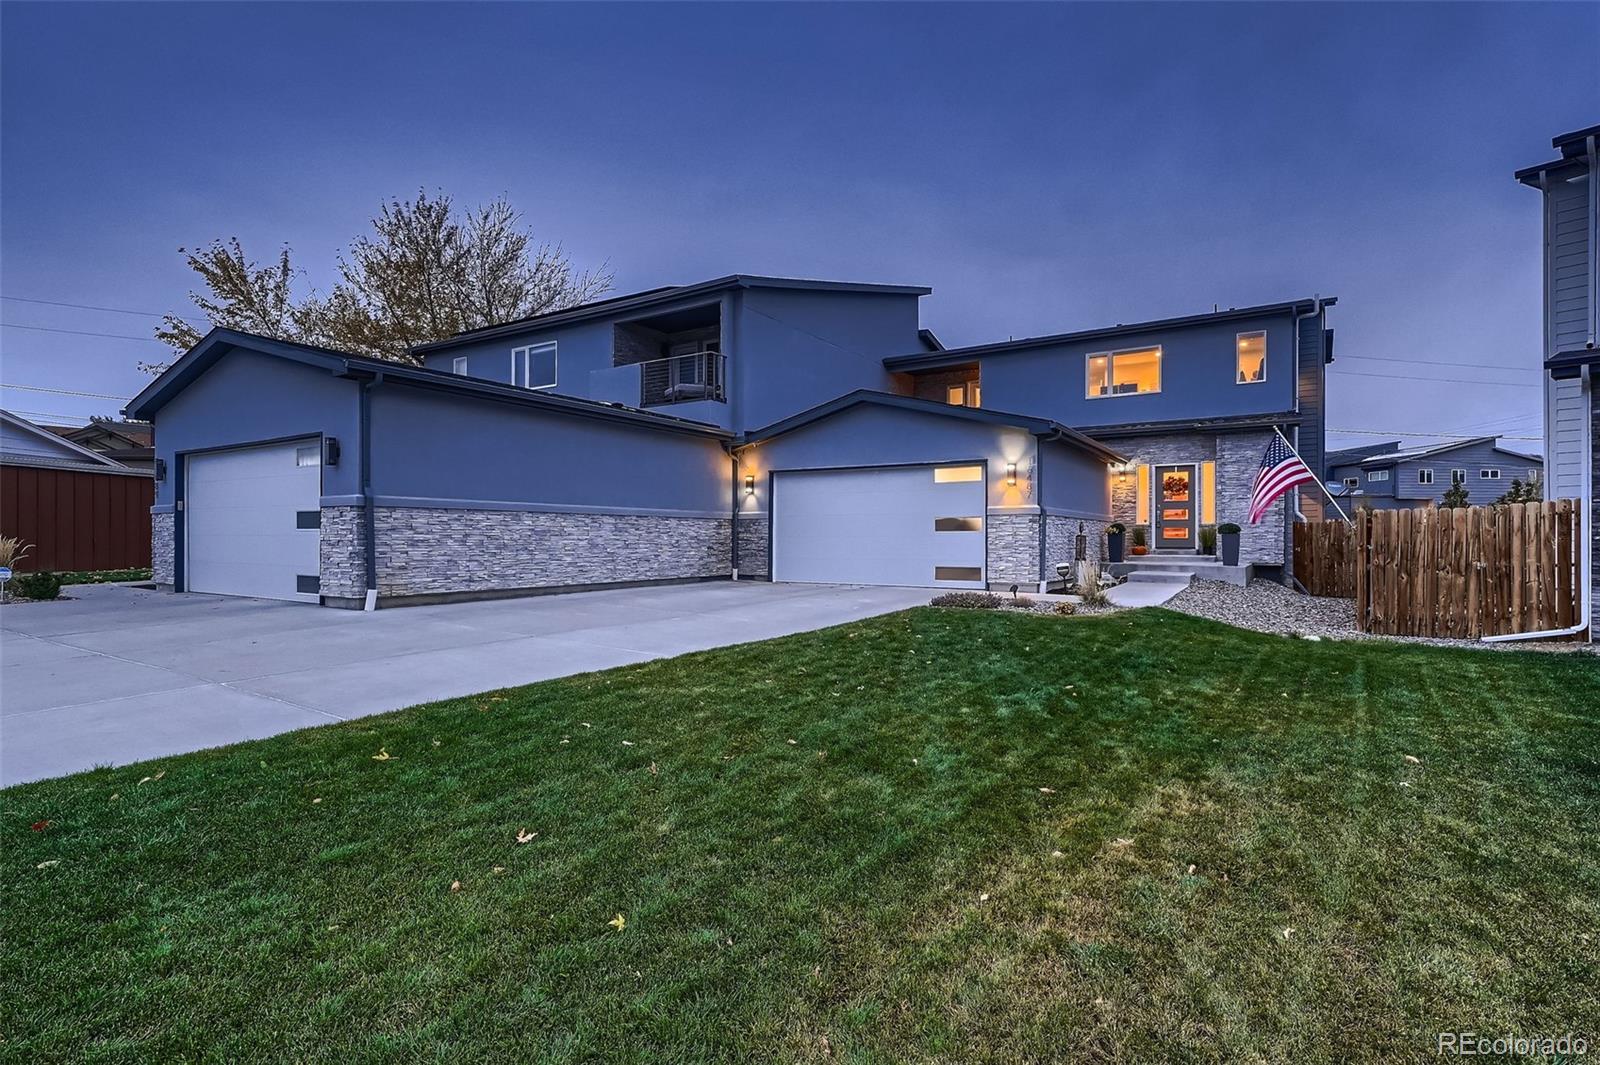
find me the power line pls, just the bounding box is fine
[1337,354,1536,373]
[4,409,104,424]
[0,383,133,401]
[1328,368,1539,388]
[1328,427,1541,441]
[1,322,166,343]
[1,294,203,323]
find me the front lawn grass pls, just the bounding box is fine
[4,608,1597,1063]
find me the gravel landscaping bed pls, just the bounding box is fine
[1164,578,1594,654]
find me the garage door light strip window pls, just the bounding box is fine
[933,465,983,483]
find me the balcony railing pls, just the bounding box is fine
[640,350,726,407]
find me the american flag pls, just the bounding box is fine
[1248,433,1316,524]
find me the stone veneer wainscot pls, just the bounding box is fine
[151,511,175,587]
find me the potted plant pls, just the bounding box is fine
[1199,524,1217,556]
[1106,522,1126,563]
[1130,525,1148,556]
[1217,522,1241,566]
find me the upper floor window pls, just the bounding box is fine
[1528,467,1542,482]
[1479,468,1501,480]
[945,382,980,408]
[452,357,468,376]
[1450,469,1467,484]
[1416,468,1434,485]
[1087,347,1161,398]
[1236,332,1266,384]
[512,342,557,390]
[1367,469,1390,483]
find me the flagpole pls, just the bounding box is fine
[1273,425,1352,525]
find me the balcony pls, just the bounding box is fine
[639,350,726,407]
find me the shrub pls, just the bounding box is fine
[1075,561,1109,607]
[1440,482,1470,509]
[0,536,32,570]
[930,591,1003,610]
[54,568,154,586]
[1217,522,1241,535]
[1199,525,1217,554]
[1052,600,1077,616]
[10,572,62,601]
[1131,525,1147,547]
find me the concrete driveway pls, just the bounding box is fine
[1,581,930,786]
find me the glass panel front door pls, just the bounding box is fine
[1154,465,1196,550]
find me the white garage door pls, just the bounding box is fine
[186,440,322,603]
[772,464,987,589]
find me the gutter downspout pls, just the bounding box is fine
[359,373,382,611]
[729,450,740,580]
[1286,298,1324,580]
[1482,363,1592,643]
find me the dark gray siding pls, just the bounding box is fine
[1294,309,1329,520]
[1547,169,1594,353]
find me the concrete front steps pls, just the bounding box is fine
[1108,554,1249,587]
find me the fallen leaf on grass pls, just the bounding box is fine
[371,749,391,762]
[608,913,627,931]
[1038,787,1056,795]
[30,820,50,832]
[581,722,592,729]
[1051,850,1065,859]
[1113,838,1134,847]
[311,798,322,805]
[137,771,166,785]
[1403,754,1422,764]
[649,762,659,776]
[621,740,635,747]
[786,739,798,746]
[108,794,120,801]
[1281,927,1295,940]
[492,866,505,874]
[979,893,991,902]
[36,860,59,869]
[450,880,462,892]
[516,829,537,844]
[1187,864,1197,876]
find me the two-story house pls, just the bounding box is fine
[1518,123,1596,638]
[126,274,1334,607]
[1325,437,1543,510]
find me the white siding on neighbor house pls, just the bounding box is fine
[1545,375,1590,501]
[1547,171,1594,352]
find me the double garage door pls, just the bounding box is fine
[185,440,322,603]
[771,464,987,589]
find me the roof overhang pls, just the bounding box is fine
[1084,412,1302,441]
[411,274,932,355]
[1546,347,1600,378]
[0,409,139,470]
[734,389,1126,465]
[126,329,733,440]
[883,297,1337,373]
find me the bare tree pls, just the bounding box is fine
[152,191,611,370]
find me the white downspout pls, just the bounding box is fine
[1483,363,1591,642]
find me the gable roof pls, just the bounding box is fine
[881,297,1336,373]
[53,420,154,448]
[1515,122,1597,185]
[410,275,932,355]
[1354,436,1541,468]
[0,409,150,475]
[125,329,733,439]
[734,389,1125,464]
[1325,440,1402,469]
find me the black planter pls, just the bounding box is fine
[1219,531,1240,566]
[1106,530,1125,564]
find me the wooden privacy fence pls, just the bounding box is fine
[1296,501,1584,638]
[0,464,154,572]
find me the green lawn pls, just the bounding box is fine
[4,608,1598,1063]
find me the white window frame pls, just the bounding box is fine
[1416,468,1434,485]
[511,341,557,390]
[452,356,468,376]
[1527,467,1541,482]
[1367,469,1390,483]
[1086,346,1162,399]
[1479,468,1501,480]
[1235,331,1267,385]
[1450,468,1467,485]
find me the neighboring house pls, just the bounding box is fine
[1325,437,1543,510]
[0,409,154,572]
[45,419,155,472]
[1518,122,1597,637]
[125,275,1334,607]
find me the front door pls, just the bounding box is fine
[1153,464,1196,550]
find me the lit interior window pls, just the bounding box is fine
[946,384,965,406]
[1135,464,1150,525]
[1236,332,1266,384]
[1088,348,1160,397]
[933,465,983,483]
[1201,461,1216,524]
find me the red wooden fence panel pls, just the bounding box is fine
[0,465,153,572]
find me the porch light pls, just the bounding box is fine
[1006,462,1017,487]
[744,474,755,495]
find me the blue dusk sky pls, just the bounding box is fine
[1,1,1595,453]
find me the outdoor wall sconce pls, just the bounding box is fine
[1006,462,1017,487]
[153,458,167,483]
[323,437,341,467]
[744,474,755,495]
